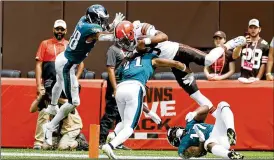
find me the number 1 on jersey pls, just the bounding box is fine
[124,56,142,70]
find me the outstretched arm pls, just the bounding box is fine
[152,58,191,73]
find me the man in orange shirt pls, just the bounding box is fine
[33,19,84,149]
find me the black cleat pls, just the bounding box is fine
[228,150,244,159]
[227,128,236,146]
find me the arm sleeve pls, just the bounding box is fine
[270,37,274,48]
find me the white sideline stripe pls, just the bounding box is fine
[1,152,219,159]
[1,152,181,159]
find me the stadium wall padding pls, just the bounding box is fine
[2,1,274,77]
[1,78,273,150]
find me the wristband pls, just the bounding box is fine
[143,38,151,45]
[266,73,272,76]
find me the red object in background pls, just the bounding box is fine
[1,78,103,148]
[1,79,273,151]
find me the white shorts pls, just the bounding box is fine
[55,52,79,105]
[115,80,145,129]
[204,105,230,150]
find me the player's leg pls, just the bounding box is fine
[100,80,121,145]
[47,52,66,113]
[102,83,127,159]
[217,101,236,145]
[171,68,216,118]
[205,36,246,66]
[109,84,144,148]
[207,142,244,159]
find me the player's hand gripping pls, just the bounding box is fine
[147,111,161,124]
[193,125,205,142]
[182,72,195,86]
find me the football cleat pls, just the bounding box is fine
[102,144,117,159]
[228,150,244,159]
[225,36,246,50]
[227,128,237,146]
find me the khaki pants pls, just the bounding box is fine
[34,109,49,146]
[58,129,80,150]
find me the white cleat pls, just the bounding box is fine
[106,132,116,143]
[102,144,117,159]
[225,36,247,50]
[42,123,55,146]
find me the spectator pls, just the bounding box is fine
[266,37,274,81]
[233,19,269,83]
[204,31,235,80]
[33,19,84,149]
[29,87,88,151]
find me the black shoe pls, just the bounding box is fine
[227,128,236,146]
[75,133,89,151]
[228,150,244,159]
[115,144,131,150]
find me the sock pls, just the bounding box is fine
[114,122,124,135]
[205,47,225,66]
[221,106,235,130]
[48,102,75,128]
[211,144,229,158]
[51,81,63,105]
[110,126,133,148]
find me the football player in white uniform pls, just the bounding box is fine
[125,20,246,118]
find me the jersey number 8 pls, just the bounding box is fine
[69,29,81,50]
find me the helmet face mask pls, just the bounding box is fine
[167,126,186,147]
[115,21,137,52]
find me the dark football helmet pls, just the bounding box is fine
[86,4,109,30]
[167,126,186,147]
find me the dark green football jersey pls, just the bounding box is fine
[178,120,214,156]
[118,53,158,86]
[65,16,103,64]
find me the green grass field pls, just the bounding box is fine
[1,148,273,159]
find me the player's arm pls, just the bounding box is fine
[266,39,274,80]
[76,62,85,79]
[185,106,209,123]
[97,31,115,41]
[143,103,161,124]
[140,23,168,45]
[152,58,191,73]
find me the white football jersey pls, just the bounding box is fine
[133,21,179,60]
